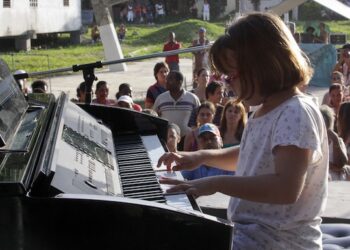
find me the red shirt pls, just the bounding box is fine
[163,41,181,64]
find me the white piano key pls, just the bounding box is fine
[165,194,194,211]
[141,135,168,171]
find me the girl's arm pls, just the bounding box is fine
[158,146,239,172]
[163,145,310,204]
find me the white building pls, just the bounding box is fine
[0,0,82,51]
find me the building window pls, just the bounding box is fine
[63,0,69,6]
[3,0,11,8]
[29,0,38,7]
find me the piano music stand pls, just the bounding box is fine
[72,61,103,105]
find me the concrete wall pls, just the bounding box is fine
[0,0,81,38]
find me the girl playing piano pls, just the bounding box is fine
[158,12,328,249]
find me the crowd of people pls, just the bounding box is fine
[118,0,211,25]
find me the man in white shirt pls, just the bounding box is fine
[153,71,200,150]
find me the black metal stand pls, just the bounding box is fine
[72,61,103,104]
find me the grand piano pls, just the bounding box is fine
[0,59,232,250]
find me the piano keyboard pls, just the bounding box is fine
[115,134,198,211]
[115,134,166,203]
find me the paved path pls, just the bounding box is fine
[43,57,194,101]
[43,57,328,103]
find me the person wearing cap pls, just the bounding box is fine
[333,43,350,86]
[116,83,142,111]
[117,95,133,109]
[191,27,210,87]
[181,123,234,180]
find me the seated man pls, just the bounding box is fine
[181,123,235,180]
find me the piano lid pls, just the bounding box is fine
[0,59,28,148]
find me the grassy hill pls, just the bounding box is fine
[0,18,349,74]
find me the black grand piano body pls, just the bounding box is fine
[0,59,232,250]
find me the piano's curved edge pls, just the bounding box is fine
[0,194,233,250]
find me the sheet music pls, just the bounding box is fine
[51,101,122,196]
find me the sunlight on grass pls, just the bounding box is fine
[1,19,348,75]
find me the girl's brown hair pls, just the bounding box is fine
[209,12,313,102]
[220,100,247,141]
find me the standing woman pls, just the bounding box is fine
[193,68,210,102]
[206,80,224,126]
[183,101,215,152]
[220,100,247,148]
[158,12,328,249]
[92,81,116,106]
[144,62,169,109]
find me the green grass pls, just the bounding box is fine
[1,18,349,75]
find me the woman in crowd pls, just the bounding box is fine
[193,68,210,102]
[144,62,169,109]
[167,123,181,153]
[183,101,215,152]
[206,81,224,126]
[327,83,344,124]
[92,81,116,106]
[220,100,247,148]
[322,71,348,105]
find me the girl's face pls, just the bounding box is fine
[157,67,169,84]
[220,49,264,106]
[197,107,214,125]
[330,88,343,106]
[225,105,242,125]
[197,70,210,86]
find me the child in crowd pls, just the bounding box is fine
[166,123,181,153]
[181,123,234,180]
[158,12,328,249]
